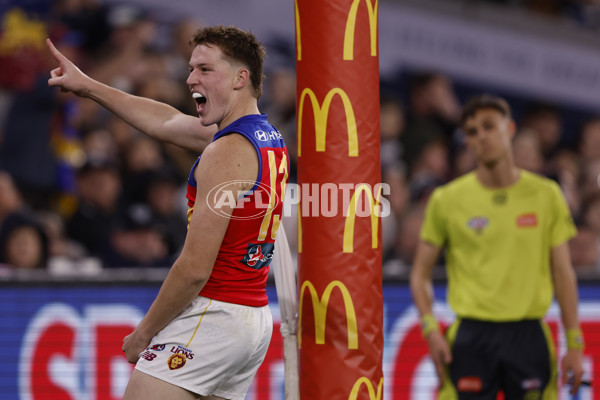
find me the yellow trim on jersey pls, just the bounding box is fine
[421,171,576,321]
[186,299,212,348]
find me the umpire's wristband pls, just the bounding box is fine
[566,328,585,351]
[421,314,440,338]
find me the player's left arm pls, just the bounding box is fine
[122,133,259,363]
[551,241,585,394]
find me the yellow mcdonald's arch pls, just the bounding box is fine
[343,0,378,60]
[343,184,381,253]
[348,377,383,400]
[295,0,302,61]
[298,280,358,349]
[297,87,358,157]
[295,0,377,61]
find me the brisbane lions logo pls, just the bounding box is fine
[167,354,186,370]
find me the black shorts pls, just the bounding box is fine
[439,318,557,400]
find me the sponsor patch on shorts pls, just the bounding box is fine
[170,345,194,359]
[457,376,483,392]
[139,351,157,361]
[522,378,542,390]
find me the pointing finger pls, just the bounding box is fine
[46,38,66,64]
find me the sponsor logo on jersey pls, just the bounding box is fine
[467,216,489,234]
[517,213,538,227]
[254,129,282,141]
[167,354,186,370]
[149,344,165,351]
[241,242,274,269]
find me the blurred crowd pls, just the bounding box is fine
[0,1,203,274]
[1,0,600,279]
[473,0,600,30]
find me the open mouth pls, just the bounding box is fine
[192,92,206,106]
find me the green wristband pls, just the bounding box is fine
[421,314,440,338]
[566,329,585,351]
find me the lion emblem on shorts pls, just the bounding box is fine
[167,354,186,370]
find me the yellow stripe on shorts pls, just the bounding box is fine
[186,299,212,348]
[540,320,558,400]
[438,319,461,400]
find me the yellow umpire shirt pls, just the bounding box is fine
[420,170,577,321]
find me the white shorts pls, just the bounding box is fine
[135,296,273,400]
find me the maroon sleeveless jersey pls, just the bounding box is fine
[186,114,288,306]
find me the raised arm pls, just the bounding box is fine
[46,38,216,153]
[551,241,584,395]
[409,239,450,383]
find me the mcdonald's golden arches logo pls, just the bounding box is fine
[297,87,358,157]
[295,0,378,61]
[343,184,382,253]
[349,377,383,400]
[298,280,358,349]
[344,0,378,60]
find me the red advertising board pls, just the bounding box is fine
[4,285,599,399]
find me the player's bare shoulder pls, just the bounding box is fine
[196,133,259,187]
